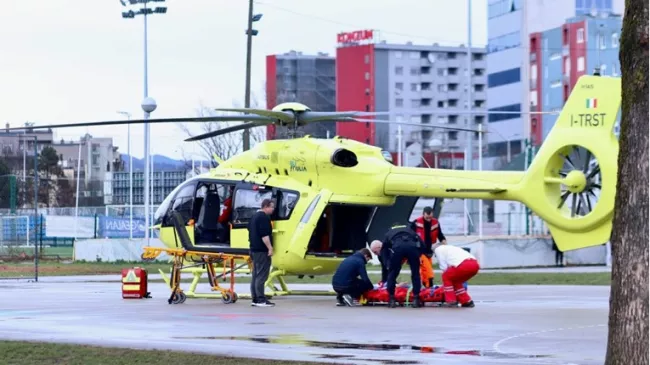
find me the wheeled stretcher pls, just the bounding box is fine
[359,282,468,307]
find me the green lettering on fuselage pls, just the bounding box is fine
[570,113,607,127]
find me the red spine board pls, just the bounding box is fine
[121,267,148,299]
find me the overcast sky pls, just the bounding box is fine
[0,0,487,160]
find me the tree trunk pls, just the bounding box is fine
[605,0,649,364]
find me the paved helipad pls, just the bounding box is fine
[0,279,609,365]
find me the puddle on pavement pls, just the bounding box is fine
[172,334,551,360]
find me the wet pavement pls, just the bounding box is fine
[0,281,608,365]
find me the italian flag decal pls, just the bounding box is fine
[586,98,598,108]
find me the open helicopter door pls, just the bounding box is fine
[287,189,333,258]
[366,196,420,243]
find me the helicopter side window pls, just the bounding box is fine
[277,190,299,220]
[232,188,274,224]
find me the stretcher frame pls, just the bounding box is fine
[141,246,252,304]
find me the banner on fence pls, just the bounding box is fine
[99,216,146,238]
[45,216,96,238]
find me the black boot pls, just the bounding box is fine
[461,300,475,308]
[412,298,421,308]
[388,296,397,308]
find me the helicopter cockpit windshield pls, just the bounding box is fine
[153,177,199,226]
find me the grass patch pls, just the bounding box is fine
[0,246,74,258]
[0,340,330,365]
[0,261,172,278]
[0,261,611,285]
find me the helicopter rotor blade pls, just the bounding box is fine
[3,115,278,132]
[214,108,295,122]
[340,117,483,133]
[298,111,393,122]
[184,121,270,142]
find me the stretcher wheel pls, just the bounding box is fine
[171,292,185,304]
[222,292,237,304]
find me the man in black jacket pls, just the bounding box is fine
[331,248,374,306]
[380,223,424,308]
[248,198,276,307]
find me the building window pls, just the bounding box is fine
[364,72,370,80]
[530,64,538,81]
[564,57,571,75]
[577,56,585,72]
[395,82,403,90]
[395,51,402,59]
[530,90,538,107]
[411,99,421,108]
[410,83,419,91]
[577,28,585,43]
[612,63,618,76]
[409,51,419,59]
[612,33,619,47]
[437,68,446,76]
[410,67,419,76]
[487,67,520,88]
[487,103,521,123]
[364,54,370,64]
[488,0,523,18]
[599,34,607,49]
[395,99,403,107]
[395,66,403,75]
[488,31,521,53]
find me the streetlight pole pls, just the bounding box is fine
[117,111,132,239]
[465,0,474,235]
[243,1,263,151]
[121,0,166,244]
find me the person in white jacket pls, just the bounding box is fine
[431,242,479,307]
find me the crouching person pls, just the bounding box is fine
[331,248,374,306]
[431,242,479,308]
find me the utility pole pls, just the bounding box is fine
[465,0,474,234]
[120,0,166,244]
[243,0,263,150]
[32,136,38,282]
[117,111,132,239]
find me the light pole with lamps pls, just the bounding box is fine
[243,0,263,151]
[120,0,167,243]
[116,111,133,239]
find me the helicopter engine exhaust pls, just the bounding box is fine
[331,148,358,168]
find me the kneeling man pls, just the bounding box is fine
[331,248,374,306]
[432,242,479,307]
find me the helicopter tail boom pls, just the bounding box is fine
[385,75,620,252]
[384,168,522,200]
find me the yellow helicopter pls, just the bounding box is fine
[11,75,619,301]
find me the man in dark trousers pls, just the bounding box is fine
[410,206,447,289]
[381,223,424,308]
[248,198,276,307]
[331,248,374,306]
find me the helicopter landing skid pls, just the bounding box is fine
[263,269,337,297]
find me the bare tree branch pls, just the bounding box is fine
[177,92,267,165]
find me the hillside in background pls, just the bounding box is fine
[120,154,212,171]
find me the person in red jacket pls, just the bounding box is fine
[410,206,446,288]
